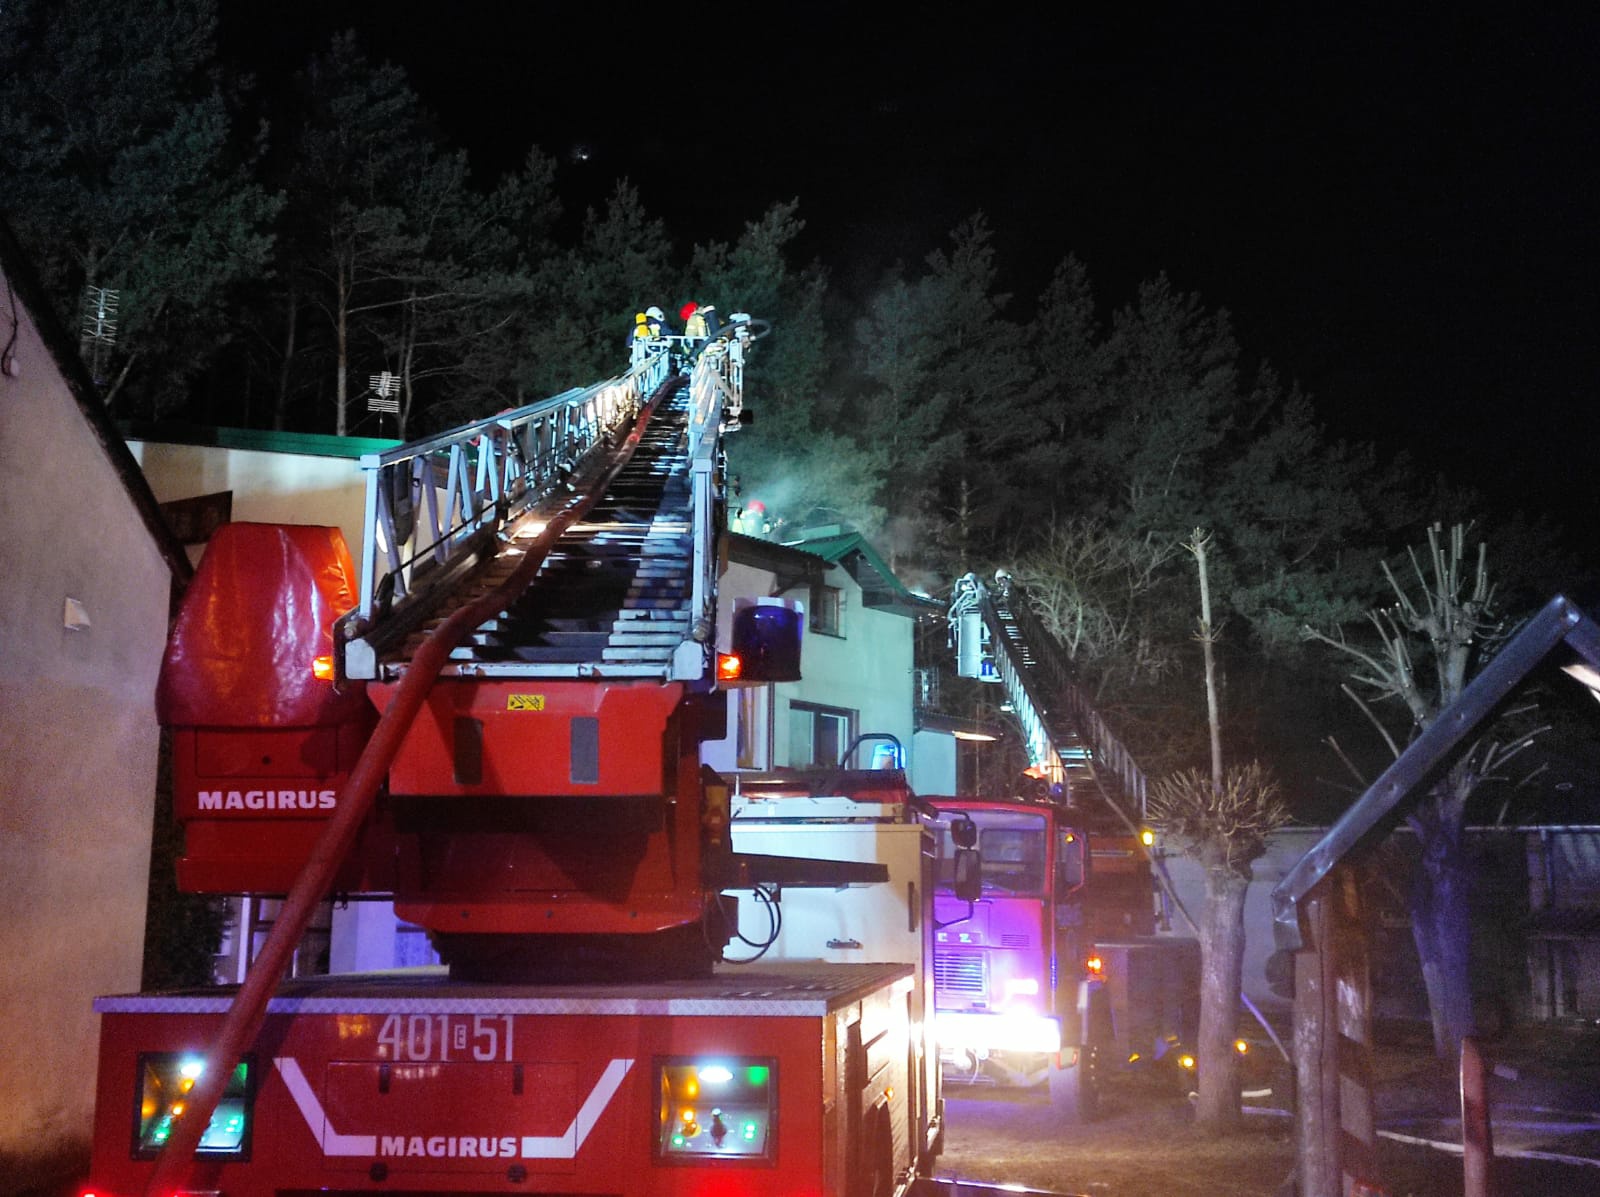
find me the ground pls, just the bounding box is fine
[938,1022,1600,1196]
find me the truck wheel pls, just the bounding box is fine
[1047,1046,1099,1123]
[861,1102,895,1197]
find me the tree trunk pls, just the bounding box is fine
[1195,861,1248,1128]
[1411,815,1475,1058]
[274,282,299,432]
[398,296,417,440]
[336,269,350,437]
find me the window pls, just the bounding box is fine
[810,583,843,636]
[787,701,854,769]
[932,810,1048,895]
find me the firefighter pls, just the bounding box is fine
[644,305,672,337]
[735,499,770,538]
[683,303,708,344]
[627,311,654,366]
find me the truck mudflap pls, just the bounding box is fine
[912,1178,1086,1197]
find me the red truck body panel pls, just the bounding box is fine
[87,964,924,1197]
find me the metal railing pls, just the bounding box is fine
[950,571,1148,820]
[668,335,747,679]
[339,318,761,683]
[996,574,1149,819]
[342,353,672,677]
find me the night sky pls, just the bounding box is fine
[227,8,1599,518]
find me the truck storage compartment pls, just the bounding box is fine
[156,523,381,894]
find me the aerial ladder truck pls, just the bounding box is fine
[935,572,1198,1116]
[81,326,1065,1197]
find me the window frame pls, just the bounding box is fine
[787,700,856,769]
[809,583,844,637]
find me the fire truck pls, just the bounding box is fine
[934,573,1198,1117]
[84,327,1077,1197]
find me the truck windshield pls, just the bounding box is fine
[935,810,1048,895]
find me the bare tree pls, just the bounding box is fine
[1304,522,1546,1057]
[1148,530,1289,1129]
[1015,517,1182,692]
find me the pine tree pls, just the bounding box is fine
[0,0,279,414]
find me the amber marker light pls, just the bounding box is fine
[312,654,336,681]
[716,653,742,681]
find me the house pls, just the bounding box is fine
[0,223,190,1187]
[703,527,949,788]
[125,423,394,568]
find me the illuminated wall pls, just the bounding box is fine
[0,256,176,1183]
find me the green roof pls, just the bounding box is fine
[784,530,935,614]
[120,421,400,460]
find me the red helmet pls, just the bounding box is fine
[679,301,699,322]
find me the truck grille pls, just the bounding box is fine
[934,950,987,998]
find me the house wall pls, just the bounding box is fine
[779,596,915,765]
[1525,829,1600,1020]
[0,271,173,1177]
[703,559,919,774]
[129,433,376,564]
[1163,824,1598,1030]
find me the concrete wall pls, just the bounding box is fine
[0,267,173,1179]
[1159,827,1328,1012]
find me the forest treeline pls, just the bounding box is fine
[2,0,1588,812]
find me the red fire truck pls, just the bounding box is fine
[935,575,1197,1118]
[83,333,1067,1197]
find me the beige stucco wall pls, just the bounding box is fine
[0,271,172,1178]
[129,439,370,564]
[787,593,915,762]
[706,556,917,773]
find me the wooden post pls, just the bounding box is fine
[1334,865,1379,1191]
[1461,1035,1493,1197]
[1293,866,1380,1197]
[1294,882,1339,1197]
